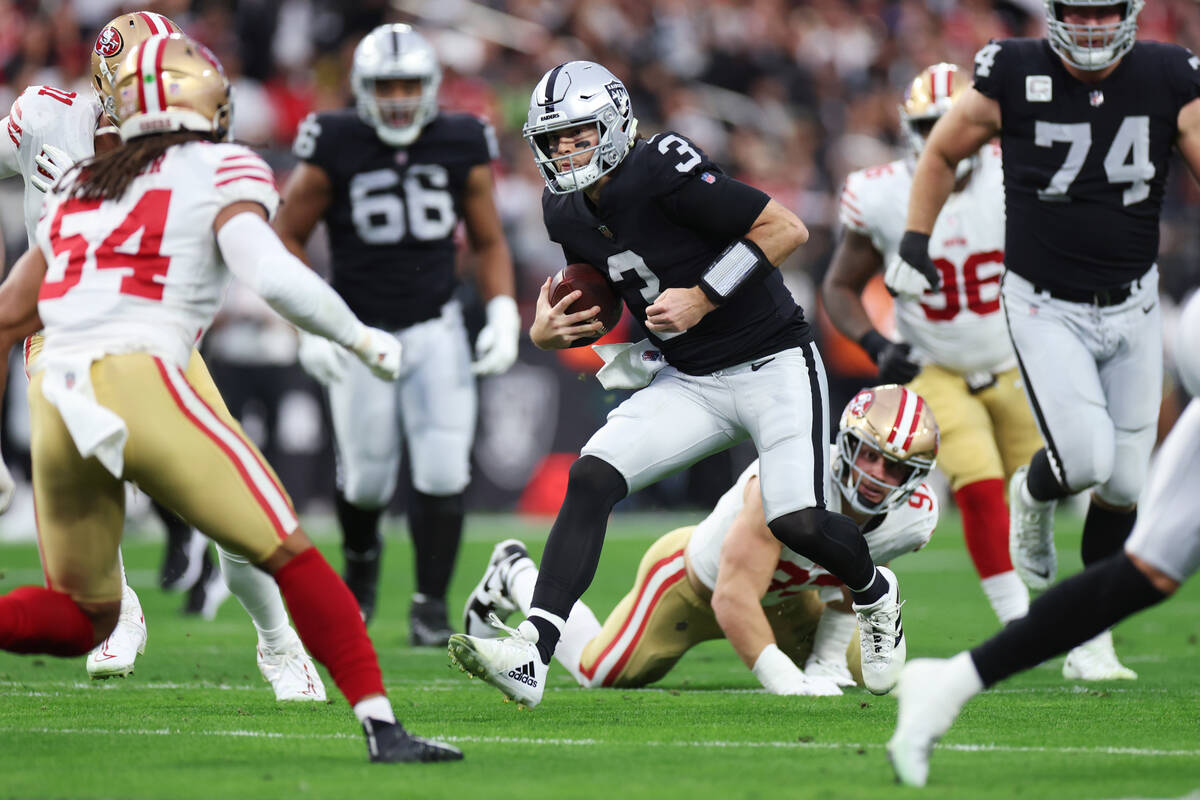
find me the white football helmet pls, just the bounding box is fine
[1045,0,1143,71]
[115,33,231,142]
[351,24,441,147]
[833,385,939,515]
[523,61,638,194]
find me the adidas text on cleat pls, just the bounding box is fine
[462,538,532,638]
[86,585,147,679]
[853,566,906,695]
[258,636,328,701]
[447,614,546,708]
[1008,465,1057,590]
[363,718,463,763]
[1062,629,1138,681]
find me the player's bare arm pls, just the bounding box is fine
[272,162,333,265]
[647,199,807,335]
[0,246,47,342]
[710,476,783,669]
[906,88,1000,234]
[462,163,515,302]
[529,277,603,349]
[822,230,884,342]
[1175,97,1200,184]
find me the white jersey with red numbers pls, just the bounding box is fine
[684,450,937,604]
[839,144,1010,374]
[0,85,102,246]
[35,140,279,369]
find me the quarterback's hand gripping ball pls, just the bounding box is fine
[351,325,403,382]
[886,231,941,297]
[547,263,623,348]
[296,330,349,386]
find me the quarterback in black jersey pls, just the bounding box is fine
[888,0,1200,783]
[447,61,909,708]
[274,24,518,645]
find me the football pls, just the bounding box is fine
[549,263,623,347]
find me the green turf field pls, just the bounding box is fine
[1,511,1198,799]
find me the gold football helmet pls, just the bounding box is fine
[91,11,182,127]
[834,384,939,514]
[898,63,970,162]
[114,33,231,142]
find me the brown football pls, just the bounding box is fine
[549,262,623,347]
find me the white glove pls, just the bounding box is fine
[883,254,934,298]
[0,457,14,514]
[752,643,843,696]
[31,143,74,193]
[296,330,348,386]
[349,324,402,381]
[471,295,521,376]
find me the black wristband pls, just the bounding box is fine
[698,238,772,305]
[857,330,891,363]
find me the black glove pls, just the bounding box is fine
[858,330,921,384]
[895,231,941,293]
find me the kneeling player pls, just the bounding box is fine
[459,385,939,695]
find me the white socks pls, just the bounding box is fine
[353,695,396,725]
[981,570,1030,623]
[216,545,294,649]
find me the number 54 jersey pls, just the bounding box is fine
[839,145,1009,374]
[35,141,280,369]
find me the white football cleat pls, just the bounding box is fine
[853,566,905,695]
[803,655,857,688]
[462,539,532,638]
[448,614,546,708]
[258,635,327,701]
[887,656,980,787]
[86,585,147,679]
[1062,629,1137,681]
[1008,465,1057,590]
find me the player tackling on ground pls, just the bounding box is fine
[0,33,459,763]
[448,61,907,707]
[460,385,939,695]
[890,0,1200,679]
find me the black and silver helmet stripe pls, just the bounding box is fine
[542,63,565,111]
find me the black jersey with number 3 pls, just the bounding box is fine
[973,39,1200,292]
[293,109,496,329]
[542,132,810,375]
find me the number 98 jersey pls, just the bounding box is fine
[972,38,1200,292]
[293,109,497,329]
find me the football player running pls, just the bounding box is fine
[823,63,1040,626]
[460,385,939,695]
[0,11,328,701]
[0,33,460,763]
[447,61,907,708]
[274,23,518,645]
[894,0,1200,679]
[888,289,1200,788]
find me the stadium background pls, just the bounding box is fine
[0,0,1196,528]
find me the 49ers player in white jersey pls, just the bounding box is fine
[0,12,328,701]
[0,32,460,763]
[458,385,938,696]
[823,64,1041,626]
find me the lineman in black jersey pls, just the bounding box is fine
[889,0,1200,695]
[446,61,909,708]
[273,24,518,645]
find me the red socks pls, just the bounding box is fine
[956,478,1013,579]
[273,547,385,706]
[0,586,95,656]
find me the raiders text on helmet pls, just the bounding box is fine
[91,11,181,128]
[351,24,441,147]
[115,34,231,142]
[523,61,638,194]
[1045,0,1144,71]
[834,385,939,514]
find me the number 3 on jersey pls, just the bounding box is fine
[41,190,172,301]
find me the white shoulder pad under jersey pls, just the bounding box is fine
[37,141,280,369]
[0,85,102,246]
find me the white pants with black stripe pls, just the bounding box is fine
[1001,269,1161,506]
[582,343,831,522]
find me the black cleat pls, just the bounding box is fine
[343,547,381,625]
[409,596,454,647]
[182,546,230,620]
[160,525,204,592]
[364,718,463,763]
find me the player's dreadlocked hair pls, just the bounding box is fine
[67,131,208,200]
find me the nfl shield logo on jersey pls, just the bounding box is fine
[1089,90,1104,107]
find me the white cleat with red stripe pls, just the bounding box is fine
[448,614,546,708]
[257,635,327,702]
[86,584,147,679]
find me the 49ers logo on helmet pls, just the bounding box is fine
[95,27,123,58]
[847,390,874,418]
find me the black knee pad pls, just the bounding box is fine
[769,507,874,589]
[566,455,628,507]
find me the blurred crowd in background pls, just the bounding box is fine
[0,0,1198,522]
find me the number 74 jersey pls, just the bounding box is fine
[839,144,1010,374]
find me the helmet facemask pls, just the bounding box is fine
[835,430,931,514]
[1044,0,1143,71]
[91,11,182,128]
[352,24,441,147]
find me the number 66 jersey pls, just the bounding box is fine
[35,141,279,369]
[839,145,1009,374]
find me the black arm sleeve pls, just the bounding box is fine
[657,171,771,241]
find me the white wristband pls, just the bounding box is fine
[751,643,807,694]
